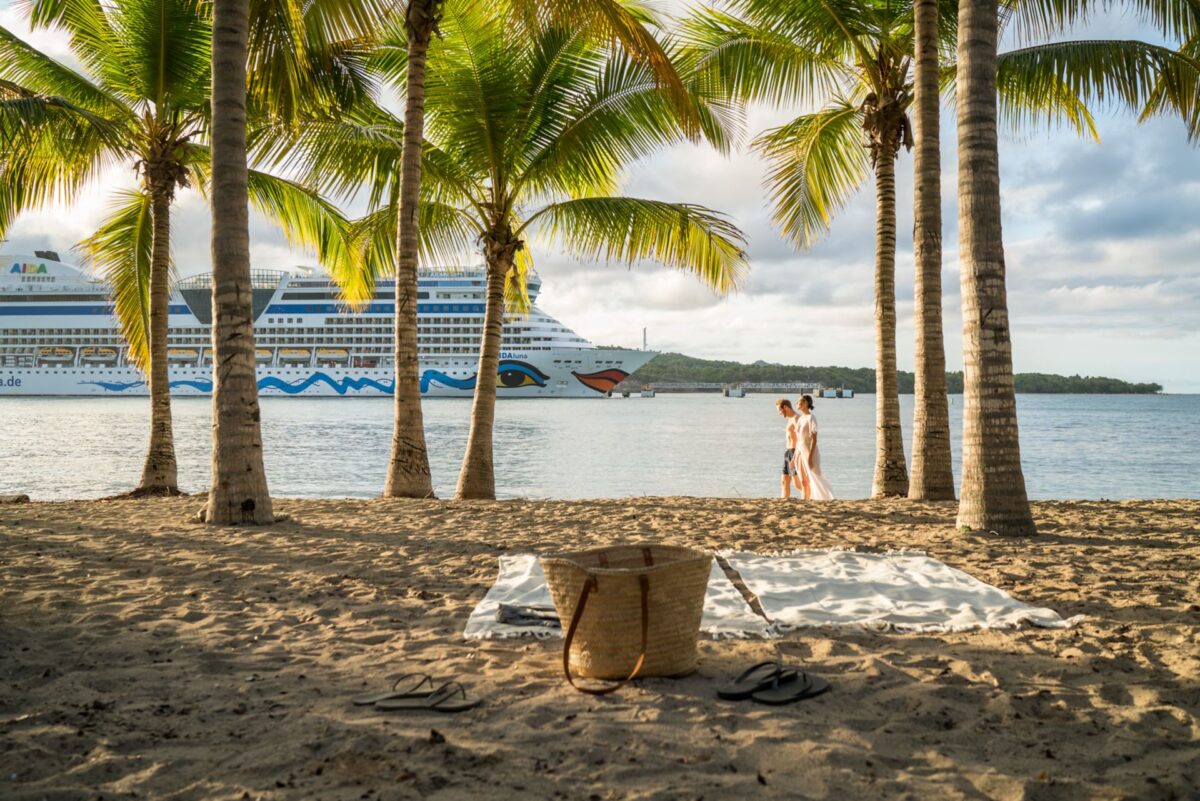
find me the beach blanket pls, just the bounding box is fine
[463,554,774,640]
[723,549,1083,633]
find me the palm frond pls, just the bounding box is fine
[107,0,212,109]
[247,0,380,121]
[0,79,125,148]
[0,24,132,119]
[20,0,128,93]
[677,8,846,107]
[76,189,155,371]
[505,244,534,315]
[508,0,701,135]
[516,42,734,201]
[993,40,1200,140]
[522,197,748,294]
[753,101,869,248]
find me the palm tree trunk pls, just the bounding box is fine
[383,0,439,499]
[955,0,1035,535]
[871,153,909,497]
[909,0,955,501]
[206,0,274,525]
[454,241,512,500]
[137,188,179,494]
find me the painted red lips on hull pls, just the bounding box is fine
[572,368,629,393]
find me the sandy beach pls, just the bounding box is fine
[1,496,1197,800]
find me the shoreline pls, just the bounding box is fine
[2,497,1198,799]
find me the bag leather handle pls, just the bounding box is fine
[562,574,649,695]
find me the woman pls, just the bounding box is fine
[793,395,834,500]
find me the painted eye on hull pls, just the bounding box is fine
[497,360,549,388]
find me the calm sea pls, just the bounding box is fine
[2,394,1197,501]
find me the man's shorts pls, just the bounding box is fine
[783,448,797,477]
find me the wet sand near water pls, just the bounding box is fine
[1,497,1198,800]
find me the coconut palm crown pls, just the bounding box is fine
[256,5,749,499]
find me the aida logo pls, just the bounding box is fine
[10,262,48,274]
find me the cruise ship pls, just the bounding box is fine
[0,252,654,397]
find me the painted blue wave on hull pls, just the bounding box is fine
[259,373,395,395]
[81,372,396,395]
[420,370,476,393]
[80,379,145,392]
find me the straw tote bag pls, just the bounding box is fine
[541,544,712,694]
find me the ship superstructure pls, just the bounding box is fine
[0,252,652,397]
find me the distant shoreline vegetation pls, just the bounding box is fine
[622,353,1163,394]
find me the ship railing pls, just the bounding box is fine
[175,269,288,290]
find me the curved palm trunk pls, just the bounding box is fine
[871,152,909,497]
[206,0,274,525]
[955,0,1035,535]
[454,242,512,500]
[909,0,955,500]
[383,0,438,499]
[137,189,179,494]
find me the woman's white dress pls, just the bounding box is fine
[794,412,834,500]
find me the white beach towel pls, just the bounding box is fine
[463,553,774,640]
[723,549,1083,633]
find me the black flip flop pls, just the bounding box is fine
[352,673,437,706]
[717,661,798,700]
[375,680,481,713]
[750,671,831,706]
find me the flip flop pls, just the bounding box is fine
[352,673,437,706]
[750,671,831,706]
[375,680,481,713]
[717,661,798,701]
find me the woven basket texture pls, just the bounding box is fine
[541,544,712,679]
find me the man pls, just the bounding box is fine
[776,398,803,498]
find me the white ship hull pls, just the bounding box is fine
[0,348,650,398]
[0,253,656,398]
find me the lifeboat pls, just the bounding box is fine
[316,347,349,364]
[278,347,312,364]
[36,346,75,364]
[255,348,273,364]
[80,346,119,365]
[168,348,199,364]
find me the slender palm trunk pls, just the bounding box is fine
[871,152,909,497]
[137,188,179,493]
[454,234,514,500]
[383,0,438,499]
[206,0,273,525]
[909,0,955,500]
[955,0,1034,535]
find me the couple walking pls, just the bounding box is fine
[778,395,834,500]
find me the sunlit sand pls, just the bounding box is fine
[2,497,1197,799]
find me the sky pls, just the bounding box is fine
[2,2,1198,392]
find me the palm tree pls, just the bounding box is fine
[954,0,1033,533]
[379,0,699,499]
[952,2,1200,532]
[207,0,384,523]
[909,0,955,500]
[0,0,370,503]
[208,0,274,523]
[684,0,1200,502]
[262,7,747,499]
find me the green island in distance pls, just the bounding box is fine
[618,352,1163,394]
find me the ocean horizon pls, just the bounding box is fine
[5,392,1197,501]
